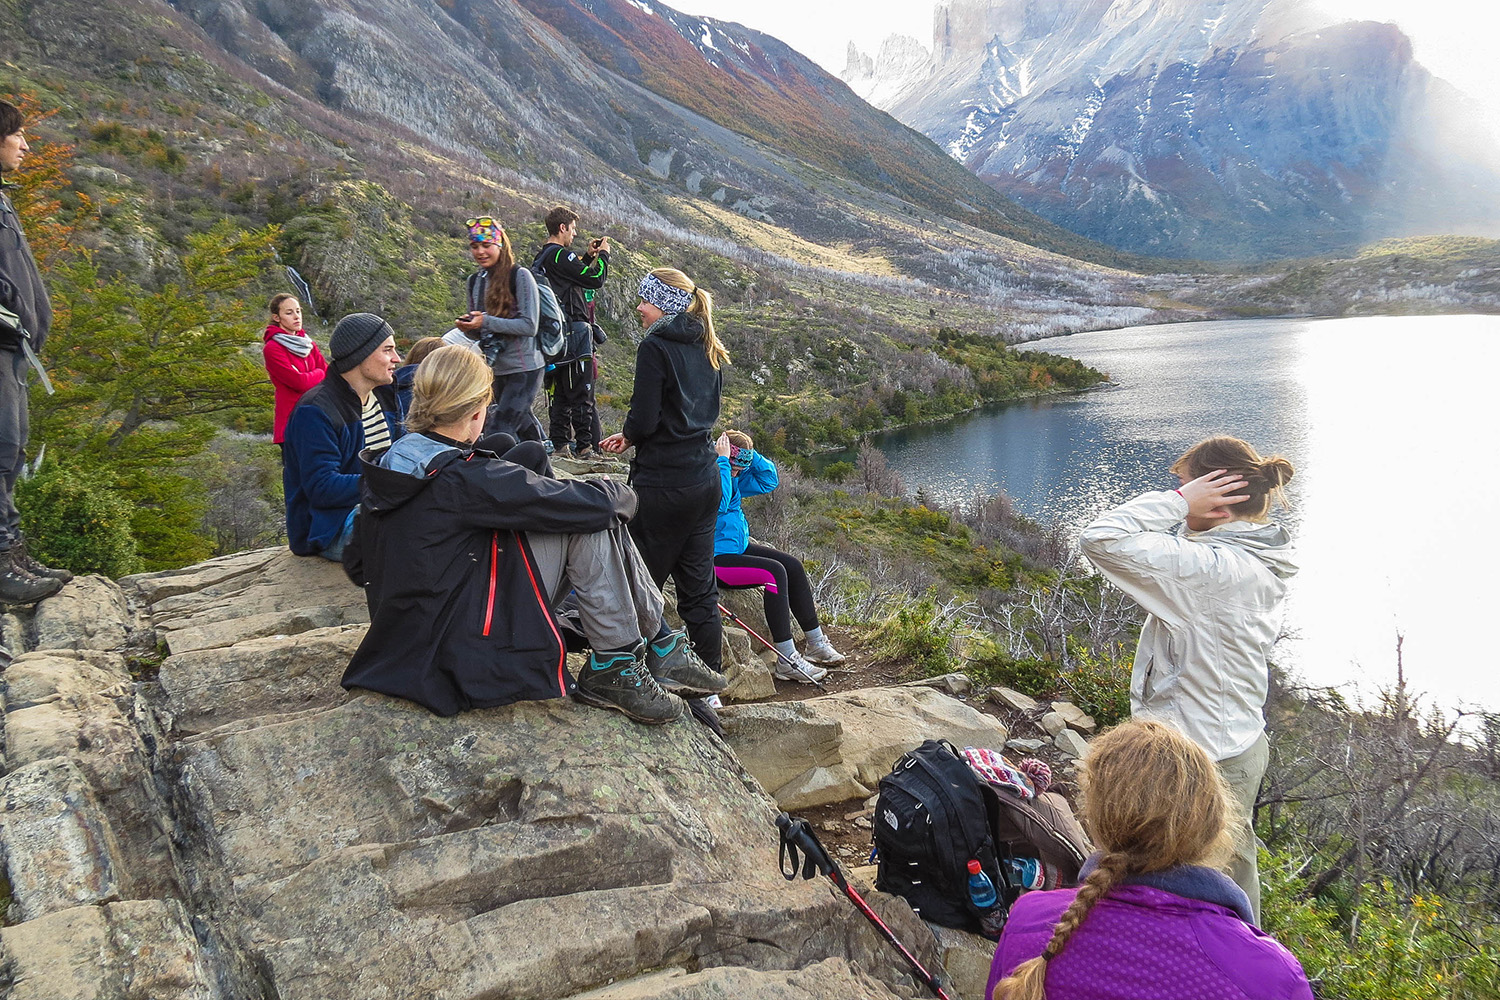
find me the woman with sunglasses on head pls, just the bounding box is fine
[455,216,544,441]
[712,429,845,683]
[599,268,732,694]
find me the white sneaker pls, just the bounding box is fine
[773,650,828,684]
[802,635,847,665]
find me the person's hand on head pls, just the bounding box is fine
[715,432,732,457]
[1178,470,1250,522]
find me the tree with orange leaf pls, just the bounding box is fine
[7,94,87,270]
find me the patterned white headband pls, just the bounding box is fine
[637,273,694,314]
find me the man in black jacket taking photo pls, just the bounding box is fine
[536,205,608,459]
[0,100,70,604]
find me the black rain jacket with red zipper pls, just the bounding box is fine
[341,438,635,716]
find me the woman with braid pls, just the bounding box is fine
[987,719,1311,1000]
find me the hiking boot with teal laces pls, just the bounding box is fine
[646,628,728,698]
[575,642,684,725]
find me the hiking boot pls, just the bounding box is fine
[0,550,63,606]
[14,537,72,584]
[773,650,827,684]
[802,634,846,665]
[575,642,684,724]
[574,447,616,463]
[646,628,728,697]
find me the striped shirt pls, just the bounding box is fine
[361,392,391,454]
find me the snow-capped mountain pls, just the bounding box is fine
[844,0,1500,259]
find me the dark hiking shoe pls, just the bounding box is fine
[14,538,73,583]
[575,643,684,725]
[0,550,63,606]
[646,629,728,697]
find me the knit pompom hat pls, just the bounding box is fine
[330,313,394,373]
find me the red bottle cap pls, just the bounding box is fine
[967,859,982,874]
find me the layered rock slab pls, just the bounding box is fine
[720,686,1010,810]
[172,692,915,1000]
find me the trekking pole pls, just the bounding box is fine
[718,602,826,691]
[776,813,956,1000]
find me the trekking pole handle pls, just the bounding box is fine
[776,813,834,880]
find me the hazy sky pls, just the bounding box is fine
[672,0,1500,123]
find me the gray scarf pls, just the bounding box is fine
[272,331,314,358]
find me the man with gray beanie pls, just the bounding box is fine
[283,312,403,560]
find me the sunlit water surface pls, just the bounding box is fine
[864,316,1500,712]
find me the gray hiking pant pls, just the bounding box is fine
[1218,730,1270,925]
[0,349,29,551]
[528,521,663,652]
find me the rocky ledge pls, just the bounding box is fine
[0,549,1021,999]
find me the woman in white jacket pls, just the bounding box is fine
[1079,435,1295,924]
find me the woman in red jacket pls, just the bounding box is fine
[262,293,328,448]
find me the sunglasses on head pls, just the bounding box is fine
[465,217,497,229]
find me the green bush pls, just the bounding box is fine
[1262,855,1500,999]
[17,465,142,577]
[873,597,958,676]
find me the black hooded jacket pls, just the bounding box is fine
[341,436,637,716]
[621,312,722,489]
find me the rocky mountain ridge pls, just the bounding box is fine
[843,0,1500,260]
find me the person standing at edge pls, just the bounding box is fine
[454,216,543,441]
[282,312,403,562]
[536,206,607,458]
[1079,436,1296,924]
[262,293,328,454]
[600,268,730,695]
[0,101,69,603]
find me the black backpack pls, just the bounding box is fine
[874,740,1005,934]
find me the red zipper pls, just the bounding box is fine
[518,533,568,695]
[482,531,498,636]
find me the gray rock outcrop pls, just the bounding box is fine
[722,686,1009,810]
[0,549,958,999]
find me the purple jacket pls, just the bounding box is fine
[986,873,1312,1000]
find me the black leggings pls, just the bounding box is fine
[714,542,819,643]
[629,476,723,670]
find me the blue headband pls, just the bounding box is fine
[638,273,694,314]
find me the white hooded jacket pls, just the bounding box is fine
[1079,491,1298,761]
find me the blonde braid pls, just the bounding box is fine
[991,852,1131,1000]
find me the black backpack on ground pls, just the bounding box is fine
[874,739,1005,934]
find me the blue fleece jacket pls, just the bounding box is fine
[714,450,777,555]
[282,370,403,555]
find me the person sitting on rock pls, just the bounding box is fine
[283,313,403,562]
[393,336,445,416]
[987,718,1313,1000]
[341,345,726,722]
[712,429,845,683]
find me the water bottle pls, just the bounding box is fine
[966,859,998,909]
[1003,856,1047,891]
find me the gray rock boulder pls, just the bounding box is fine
[1038,711,1068,737]
[1054,729,1090,760]
[32,576,132,652]
[1050,701,1097,734]
[722,686,1009,810]
[988,686,1039,713]
[0,756,126,920]
[0,898,218,1000]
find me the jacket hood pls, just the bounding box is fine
[1187,519,1298,581]
[358,449,443,513]
[648,312,705,344]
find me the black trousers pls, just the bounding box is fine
[489,369,544,442]
[0,350,28,550]
[546,358,595,452]
[714,542,820,643]
[628,475,722,670]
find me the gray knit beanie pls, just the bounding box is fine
[330,313,394,373]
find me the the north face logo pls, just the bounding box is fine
[883,808,899,829]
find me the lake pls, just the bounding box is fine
[864,315,1500,714]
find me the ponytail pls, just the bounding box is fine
[690,286,730,370]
